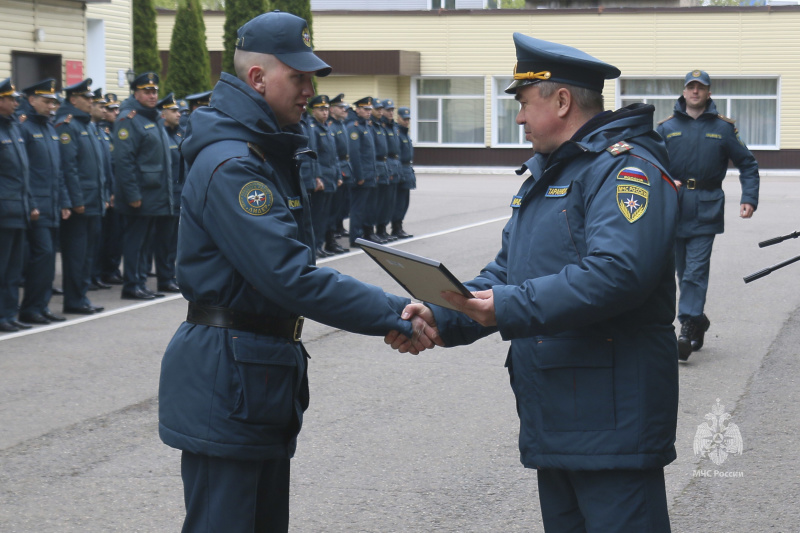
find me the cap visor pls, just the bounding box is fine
[276,51,332,77]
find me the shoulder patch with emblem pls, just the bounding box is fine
[118,128,129,140]
[59,133,71,145]
[606,141,633,156]
[239,181,274,216]
[350,131,359,141]
[616,167,649,186]
[617,183,649,223]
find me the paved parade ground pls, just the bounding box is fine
[1,170,799,532]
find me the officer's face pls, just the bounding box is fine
[70,94,93,114]
[135,88,159,109]
[162,107,181,128]
[104,107,119,122]
[29,95,55,117]
[371,108,382,119]
[382,108,394,121]
[0,95,17,117]
[683,81,710,110]
[515,84,563,155]
[91,102,106,121]
[330,105,347,121]
[260,59,315,128]
[355,107,372,120]
[397,116,410,128]
[311,106,329,123]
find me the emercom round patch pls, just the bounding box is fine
[239,181,273,216]
[118,128,129,140]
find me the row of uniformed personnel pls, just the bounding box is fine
[299,93,417,257]
[0,74,210,332]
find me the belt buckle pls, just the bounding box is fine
[293,317,305,342]
[687,178,696,190]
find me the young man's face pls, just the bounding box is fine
[134,88,159,109]
[91,102,106,121]
[330,105,347,121]
[29,95,55,117]
[355,106,372,120]
[70,94,92,114]
[162,107,181,128]
[515,84,563,155]
[683,81,711,111]
[382,108,394,121]
[104,107,119,122]
[262,60,315,128]
[0,95,17,117]
[311,106,329,124]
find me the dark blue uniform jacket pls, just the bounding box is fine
[328,117,352,185]
[0,114,31,229]
[55,104,106,216]
[370,116,390,185]
[398,124,416,190]
[432,104,680,471]
[657,98,759,238]
[21,110,67,228]
[165,124,185,209]
[383,117,402,184]
[346,112,377,188]
[158,73,414,461]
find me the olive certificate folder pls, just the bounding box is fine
[355,238,473,311]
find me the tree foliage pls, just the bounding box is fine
[163,0,213,98]
[133,0,162,75]
[222,0,269,75]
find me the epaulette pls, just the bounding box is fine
[606,141,633,156]
[718,114,736,125]
[354,120,360,126]
[247,142,265,162]
[125,110,136,120]
[19,114,26,123]
[55,114,72,127]
[657,115,673,125]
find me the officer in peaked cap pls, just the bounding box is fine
[329,93,348,109]
[88,87,115,292]
[368,96,391,242]
[154,92,183,293]
[23,78,59,100]
[379,98,402,241]
[97,93,123,286]
[184,90,212,112]
[394,106,416,239]
[105,93,120,109]
[159,10,428,533]
[326,93,353,241]
[346,96,380,247]
[64,78,95,98]
[393,33,678,533]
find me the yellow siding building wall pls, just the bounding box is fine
[0,0,86,79]
[86,0,133,93]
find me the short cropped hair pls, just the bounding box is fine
[536,81,604,115]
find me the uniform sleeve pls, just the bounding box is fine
[112,118,141,203]
[201,155,415,338]
[492,158,678,340]
[56,123,80,208]
[725,125,759,208]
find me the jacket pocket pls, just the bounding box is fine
[228,334,301,427]
[139,164,164,190]
[696,188,725,225]
[535,336,616,432]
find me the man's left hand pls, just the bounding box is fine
[740,203,755,218]
[441,289,497,327]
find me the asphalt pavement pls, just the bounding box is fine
[1,171,799,532]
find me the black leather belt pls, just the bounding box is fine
[390,155,399,160]
[685,179,721,190]
[339,155,349,161]
[377,157,387,162]
[186,302,304,341]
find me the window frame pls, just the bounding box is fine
[491,75,527,148]
[411,75,486,148]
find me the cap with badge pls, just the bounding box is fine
[236,11,331,77]
[185,90,212,108]
[308,94,330,108]
[104,93,120,109]
[504,33,620,95]
[22,78,59,99]
[330,93,349,108]
[130,72,159,91]
[92,88,107,104]
[64,78,94,98]
[382,99,395,110]
[354,96,373,109]
[397,107,411,119]
[373,99,384,110]
[157,92,180,110]
[0,78,21,98]
[684,70,711,87]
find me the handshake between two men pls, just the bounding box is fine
[384,289,498,354]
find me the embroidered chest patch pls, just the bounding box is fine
[617,184,649,223]
[545,184,571,197]
[616,167,649,186]
[287,196,302,210]
[510,195,522,208]
[239,181,274,216]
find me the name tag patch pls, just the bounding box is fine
[617,184,649,223]
[666,132,681,139]
[287,196,303,210]
[616,167,649,186]
[510,195,522,208]
[705,133,722,139]
[545,184,571,197]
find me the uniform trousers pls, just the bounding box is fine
[537,468,670,533]
[308,189,332,250]
[20,225,57,316]
[153,214,179,287]
[378,182,398,228]
[123,215,174,292]
[98,207,123,279]
[373,183,389,228]
[165,211,180,286]
[348,185,374,245]
[393,187,411,225]
[60,213,100,310]
[0,228,25,323]
[331,183,349,233]
[180,451,290,533]
[675,234,715,322]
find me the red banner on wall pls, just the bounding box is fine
[66,60,83,85]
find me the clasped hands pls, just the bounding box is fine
[384,289,497,354]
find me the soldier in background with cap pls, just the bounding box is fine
[389,33,679,532]
[379,99,402,241]
[158,12,435,532]
[392,106,415,239]
[113,72,174,301]
[54,78,107,316]
[369,99,392,242]
[97,93,124,286]
[657,70,760,361]
[88,89,114,291]
[181,90,211,129]
[346,96,380,247]
[17,79,68,325]
[154,93,184,293]
[327,94,352,241]
[0,78,37,332]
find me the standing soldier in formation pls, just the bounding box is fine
[327,94,352,241]
[113,72,174,301]
[369,99,392,242]
[98,93,124,285]
[392,106,415,239]
[89,88,114,291]
[346,97,379,248]
[156,93,184,293]
[18,79,67,325]
[0,78,36,332]
[181,90,211,129]
[55,78,106,315]
[380,99,402,241]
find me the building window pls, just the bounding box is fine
[619,77,779,149]
[413,77,485,146]
[430,0,457,8]
[492,76,525,146]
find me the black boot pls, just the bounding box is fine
[376,224,396,242]
[364,226,385,244]
[391,221,413,239]
[690,314,711,351]
[678,320,695,361]
[324,231,348,254]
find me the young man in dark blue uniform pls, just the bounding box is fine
[55,79,107,316]
[389,34,680,532]
[98,93,124,286]
[380,99,402,241]
[18,79,68,325]
[327,94,352,248]
[392,106,415,239]
[657,70,760,361]
[346,97,380,247]
[158,12,435,532]
[369,99,393,242]
[113,72,174,301]
[89,88,114,291]
[0,79,38,332]
[155,92,184,293]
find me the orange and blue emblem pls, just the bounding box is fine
[616,167,649,186]
[239,181,273,216]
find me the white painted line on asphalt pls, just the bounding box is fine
[1,215,510,342]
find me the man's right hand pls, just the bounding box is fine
[73,205,85,214]
[385,303,445,354]
[129,200,142,208]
